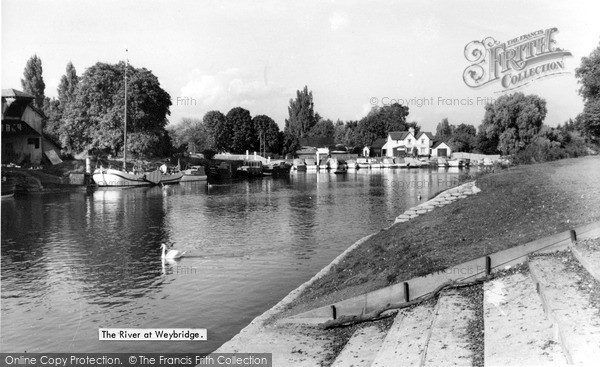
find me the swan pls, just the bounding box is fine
[161,243,186,259]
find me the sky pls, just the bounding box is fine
[2,0,600,133]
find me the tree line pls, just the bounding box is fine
[17,39,600,161]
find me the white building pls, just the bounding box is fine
[431,141,451,157]
[381,127,438,157]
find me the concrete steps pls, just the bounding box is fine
[572,241,600,281]
[323,239,600,366]
[370,303,435,366]
[483,271,565,366]
[529,254,600,365]
[422,289,475,366]
[331,325,387,367]
[333,290,476,367]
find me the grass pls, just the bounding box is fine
[280,156,600,317]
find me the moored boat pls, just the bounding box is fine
[305,158,318,172]
[237,160,264,177]
[292,158,307,172]
[405,157,423,168]
[262,161,292,176]
[369,158,382,169]
[382,157,397,168]
[93,167,183,187]
[181,165,207,182]
[1,176,16,198]
[357,158,370,169]
[447,159,464,167]
[396,157,408,168]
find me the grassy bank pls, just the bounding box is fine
[281,156,600,316]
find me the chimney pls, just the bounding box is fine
[409,127,415,135]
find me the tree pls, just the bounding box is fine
[43,62,80,146]
[579,99,600,142]
[309,118,335,138]
[435,118,452,140]
[334,120,346,145]
[253,115,282,154]
[447,123,477,152]
[575,40,600,141]
[61,61,172,156]
[21,54,46,110]
[227,107,256,153]
[479,92,547,155]
[285,86,317,140]
[203,110,230,152]
[475,124,500,154]
[576,40,600,103]
[42,98,62,143]
[58,62,79,105]
[167,117,213,153]
[355,103,410,147]
[380,103,410,132]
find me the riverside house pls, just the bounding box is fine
[381,127,451,157]
[2,89,61,165]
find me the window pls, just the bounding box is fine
[408,139,411,143]
[421,139,424,144]
[27,137,40,149]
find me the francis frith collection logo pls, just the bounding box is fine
[463,27,572,91]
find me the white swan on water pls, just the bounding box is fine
[161,243,186,259]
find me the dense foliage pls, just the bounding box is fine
[59,62,172,157]
[576,40,600,142]
[21,54,46,110]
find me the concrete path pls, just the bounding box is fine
[331,325,387,367]
[529,255,600,365]
[483,271,566,366]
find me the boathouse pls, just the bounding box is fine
[431,141,452,157]
[2,89,60,165]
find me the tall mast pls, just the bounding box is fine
[123,49,128,170]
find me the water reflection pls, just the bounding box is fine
[2,168,464,353]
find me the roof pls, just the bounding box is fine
[2,88,35,99]
[432,141,449,149]
[298,137,335,148]
[371,138,387,148]
[416,132,434,140]
[297,147,317,155]
[388,131,411,141]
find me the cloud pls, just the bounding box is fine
[173,68,293,126]
[179,68,290,112]
[329,11,349,31]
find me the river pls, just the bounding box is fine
[1,168,463,353]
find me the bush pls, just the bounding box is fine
[513,133,589,164]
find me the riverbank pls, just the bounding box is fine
[216,156,600,365]
[278,156,600,317]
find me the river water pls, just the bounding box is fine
[1,168,463,353]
